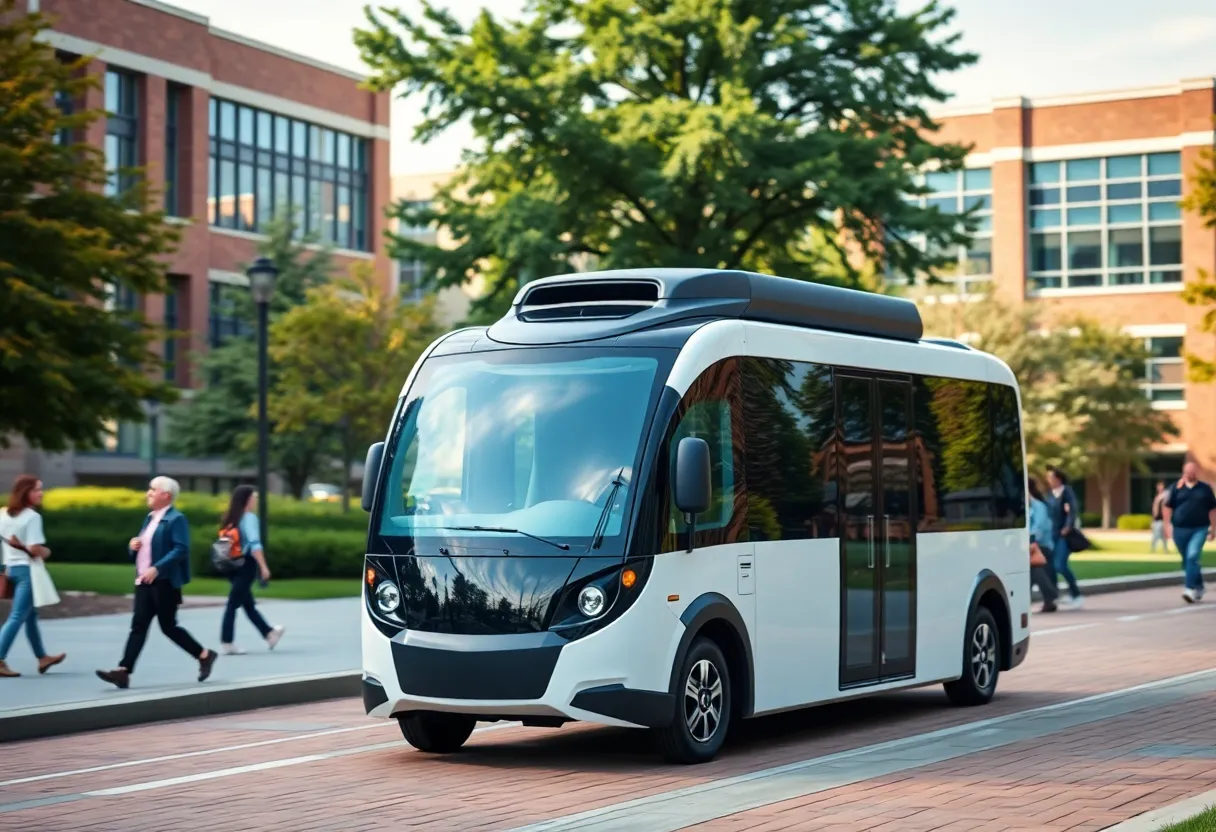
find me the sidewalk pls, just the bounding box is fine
[0,597,360,741]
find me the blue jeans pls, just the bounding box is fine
[221,557,271,644]
[1173,526,1209,592]
[1053,536,1081,599]
[0,566,47,661]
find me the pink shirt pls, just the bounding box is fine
[135,507,169,582]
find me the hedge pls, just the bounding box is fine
[41,487,368,579]
[1080,512,1101,529]
[1116,514,1153,531]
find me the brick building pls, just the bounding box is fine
[3,0,392,493]
[925,78,1216,518]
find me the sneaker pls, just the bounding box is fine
[38,653,66,674]
[198,650,217,683]
[266,625,285,650]
[221,643,246,655]
[1064,595,1084,610]
[0,661,19,678]
[1038,602,1058,613]
[96,667,130,689]
[1196,588,1206,601]
[1183,588,1196,604]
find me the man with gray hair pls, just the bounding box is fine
[97,477,216,689]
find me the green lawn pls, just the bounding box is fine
[47,563,359,600]
[1160,805,1216,831]
[1070,537,1215,581]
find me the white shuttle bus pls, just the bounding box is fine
[360,269,1030,764]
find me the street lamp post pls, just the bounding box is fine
[140,398,161,479]
[246,256,279,550]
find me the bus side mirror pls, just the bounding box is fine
[674,437,711,551]
[361,442,385,513]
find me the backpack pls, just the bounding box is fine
[209,524,247,575]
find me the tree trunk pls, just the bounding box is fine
[1097,475,1113,529]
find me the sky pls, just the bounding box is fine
[164,0,1216,176]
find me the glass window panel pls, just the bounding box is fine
[965,194,991,212]
[309,179,322,234]
[1106,155,1142,179]
[274,171,289,219]
[353,185,367,249]
[322,129,337,165]
[238,107,254,145]
[1150,269,1183,284]
[963,237,991,275]
[1108,204,1142,224]
[1066,158,1101,181]
[355,140,367,172]
[1067,273,1104,288]
[926,195,958,214]
[1149,226,1182,265]
[256,167,273,228]
[1147,179,1181,198]
[275,117,289,154]
[219,101,235,141]
[291,175,305,237]
[103,134,119,196]
[1148,152,1181,176]
[976,214,992,232]
[1066,185,1101,203]
[1149,201,1182,222]
[337,133,351,169]
[1067,206,1101,226]
[237,163,254,230]
[1149,387,1184,402]
[219,159,236,228]
[209,98,217,137]
[1151,363,1184,384]
[320,181,336,243]
[963,168,991,191]
[1106,181,1141,200]
[256,111,272,150]
[208,156,216,223]
[1067,230,1102,270]
[1108,227,1143,268]
[1030,187,1060,206]
[310,126,323,162]
[105,71,121,113]
[1030,162,1060,185]
[1111,271,1145,286]
[1031,232,1062,272]
[925,170,958,193]
[1149,337,1183,358]
[1031,275,1062,290]
[337,185,351,248]
[1031,209,1061,229]
[292,121,307,158]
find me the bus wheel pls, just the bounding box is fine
[397,712,477,753]
[944,606,1000,707]
[656,636,732,764]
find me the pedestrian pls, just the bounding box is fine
[0,476,66,677]
[1028,478,1059,613]
[1150,480,1171,554]
[1046,466,1083,609]
[96,476,216,689]
[218,485,285,655]
[1163,461,1216,604]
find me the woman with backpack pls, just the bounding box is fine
[218,485,285,655]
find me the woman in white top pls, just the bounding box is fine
[0,476,66,677]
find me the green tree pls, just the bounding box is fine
[1181,128,1216,382]
[167,215,336,497]
[269,263,442,512]
[356,0,978,313]
[0,0,180,450]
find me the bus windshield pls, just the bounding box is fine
[374,348,667,551]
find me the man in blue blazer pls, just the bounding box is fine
[96,477,216,689]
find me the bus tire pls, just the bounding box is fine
[656,636,732,764]
[944,606,1000,707]
[397,712,476,753]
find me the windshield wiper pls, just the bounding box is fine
[433,525,570,552]
[590,468,628,551]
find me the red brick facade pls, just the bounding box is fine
[933,80,1216,517]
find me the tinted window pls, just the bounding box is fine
[741,359,836,541]
[915,378,993,530]
[990,385,1026,529]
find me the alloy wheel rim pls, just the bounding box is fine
[971,621,996,690]
[683,658,723,743]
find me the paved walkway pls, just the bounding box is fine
[0,598,360,712]
[1,586,1215,830]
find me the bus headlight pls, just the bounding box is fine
[375,580,401,613]
[577,585,606,618]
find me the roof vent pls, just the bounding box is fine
[518,279,660,321]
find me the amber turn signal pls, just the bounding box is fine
[621,569,636,589]
[667,594,680,602]
[366,568,376,586]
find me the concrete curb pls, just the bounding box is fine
[1105,786,1216,830]
[0,670,360,743]
[1031,568,1216,599]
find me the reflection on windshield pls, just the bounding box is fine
[378,352,660,544]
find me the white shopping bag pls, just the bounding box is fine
[29,558,60,608]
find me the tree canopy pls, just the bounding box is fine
[0,0,180,450]
[1181,129,1216,382]
[357,0,979,314]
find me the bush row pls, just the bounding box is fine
[1116,514,1154,531]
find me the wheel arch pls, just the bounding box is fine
[967,570,1014,671]
[669,592,755,718]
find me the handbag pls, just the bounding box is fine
[1064,527,1092,553]
[29,558,60,607]
[1030,542,1048,567]
[0,571,11,601]
[210,526,246,575]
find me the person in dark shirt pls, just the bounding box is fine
[1046,467,1083,609]
[1163,462,1216,604]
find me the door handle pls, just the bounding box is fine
[884,515,891,567]
[867,515,875,569]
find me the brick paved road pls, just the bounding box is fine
[2,586,1215,832]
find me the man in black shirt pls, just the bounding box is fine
[1163,462,1216,604]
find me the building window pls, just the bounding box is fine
[1142,335,1185,404]
[164,84,182,215]
[895,168,992,294]
[104,69,139,196]
[398,259,425,301]
[208,281,252,348]
[208,98,371,250]
[164,278,184,383]
[1028,153,1183,292]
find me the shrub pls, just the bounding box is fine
[1080,512,1101,529]
[1116,514,1153,531]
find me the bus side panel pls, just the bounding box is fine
[752,538,841,713]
